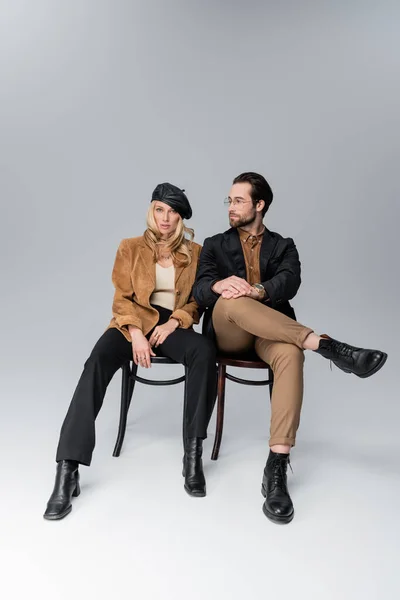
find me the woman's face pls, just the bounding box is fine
[153,201,181,237]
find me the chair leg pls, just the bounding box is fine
[182,365,189,453]
[268,367,274,402]
[211,363,226,461]
[113,362,137,457]
[126,374,136,412]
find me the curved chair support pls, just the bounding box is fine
[225,373,272,386]
[134,375,186,386]
[113,358,188,457]
[211,355,274,461]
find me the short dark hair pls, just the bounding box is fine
[232,172,273,217]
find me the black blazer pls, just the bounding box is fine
[193,227,301,340]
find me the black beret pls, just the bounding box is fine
[151,182,192,220]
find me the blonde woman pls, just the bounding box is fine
[44,183,216,520]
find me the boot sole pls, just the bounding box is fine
[43,482,80,521]
[182,468,206,497]
[262,502,294,524]
[261,485,294,524]
[43,504,72,521]
[184,484,206,498]
[356,352,388,378]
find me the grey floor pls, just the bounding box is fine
[1,1,399,597]
[2,354,399,600]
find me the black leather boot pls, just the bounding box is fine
[262,451,294,524]
[43,460,80,520]
[182,438,206,497]
[315,334,387,378]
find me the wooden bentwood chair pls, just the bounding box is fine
[113,356,188,457]
[113,310,274,459]
[211,352,273,460]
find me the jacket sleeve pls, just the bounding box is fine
[170,293,201,329]
[111,239,143,331]
[192,237,221,308]
[261,238,301,307]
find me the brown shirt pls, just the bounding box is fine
[238,227,265,285]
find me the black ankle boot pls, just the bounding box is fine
[43,460,80,520]
[182,438,206,497]
[262,451,294,524]
[315,334,387,378]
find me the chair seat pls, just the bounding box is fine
[217,351,269,369]
[149,355,179,365]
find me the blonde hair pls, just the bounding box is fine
[144,203,195,267]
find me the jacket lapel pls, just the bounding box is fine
[174,264,185,287]
[138,241,195,298]
[223,228,246,279]
[138,244,156,285]
[139,243,186,292]
[259,228,278,277]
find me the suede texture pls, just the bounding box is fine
[107,236,202,341]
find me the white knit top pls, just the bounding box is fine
[149,264,175,310]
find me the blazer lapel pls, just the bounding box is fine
[223,228,246,279]
[139,243,186,293]
[138,244,156,285]
[174,264,185,287]
[259,228,278,278]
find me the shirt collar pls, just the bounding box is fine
[238,226,265,243]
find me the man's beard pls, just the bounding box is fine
[229,212,257,228]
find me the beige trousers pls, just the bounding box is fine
[212,297,314,447]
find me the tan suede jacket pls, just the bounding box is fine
[107,236,202,342]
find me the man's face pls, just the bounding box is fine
[227,182,257,228]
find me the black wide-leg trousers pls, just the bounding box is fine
[56,306,217,466]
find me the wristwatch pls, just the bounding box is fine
[252,283,266,300]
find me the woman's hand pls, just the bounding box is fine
[149,318,179,348]
[130,328,156,369]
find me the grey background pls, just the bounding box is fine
[1,1,399,599]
